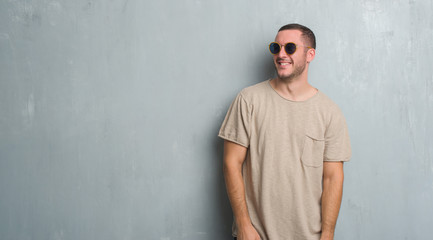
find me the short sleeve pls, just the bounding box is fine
[218,93,251,148]
[324,107,352,162]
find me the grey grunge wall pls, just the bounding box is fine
[0,0,432,239]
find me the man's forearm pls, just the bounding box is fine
[321,162,344,240]
[222,140,252,228]
[224,163,252,227]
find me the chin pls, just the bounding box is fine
[277,72,292,79]
[277,73,297,82]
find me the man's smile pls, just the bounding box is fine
[277,58,293,67]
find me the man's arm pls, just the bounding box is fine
[320,161,344,240]
[223,140,260,240]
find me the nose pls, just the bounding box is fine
[277,46,288,58]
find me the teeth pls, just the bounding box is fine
[280,63,290,65]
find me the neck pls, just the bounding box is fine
[271,74,317,101]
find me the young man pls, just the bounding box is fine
[218,24,351,240]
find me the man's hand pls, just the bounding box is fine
[319,231,334,240]
[237,224,261,240]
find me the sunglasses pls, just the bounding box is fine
[268,42,312,55]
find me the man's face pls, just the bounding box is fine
[273,30,310,81]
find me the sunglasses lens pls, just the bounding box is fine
[269,43,281,54]
[285,43,296,55]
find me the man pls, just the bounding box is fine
[218,23,351,240]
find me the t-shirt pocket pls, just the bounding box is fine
[301,134,325,167]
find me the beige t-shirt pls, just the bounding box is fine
[218,80,351,240]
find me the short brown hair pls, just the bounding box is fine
[278,23,316,49]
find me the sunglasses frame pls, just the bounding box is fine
[268,42,312,55]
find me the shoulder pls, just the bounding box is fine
[315,91,344,114]
[314,91,349,129]
[238,80,270,102]
[314,91,350,133]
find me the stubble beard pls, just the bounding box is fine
[276,62,306,82]
[275,54,308,82]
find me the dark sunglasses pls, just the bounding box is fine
[268,42,312,55]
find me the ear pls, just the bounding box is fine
[306,48,316,63]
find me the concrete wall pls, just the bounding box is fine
[0,0,432,239]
